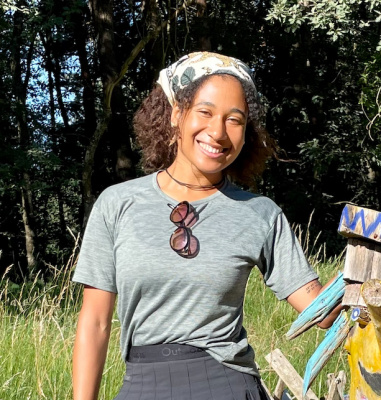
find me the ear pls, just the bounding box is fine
[171,103,181,128]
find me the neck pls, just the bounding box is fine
[168,160,224,187]
[165,168,225,191]
[156,163,226,202]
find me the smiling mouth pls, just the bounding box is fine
[198,142,226,154]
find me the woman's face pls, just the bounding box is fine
[171,75,248,177]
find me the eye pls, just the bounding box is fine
[227,116,243,125]
[198,109,212,117]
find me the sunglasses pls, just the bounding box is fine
[168,201,199,258]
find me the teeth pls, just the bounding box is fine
[199,142,223,154]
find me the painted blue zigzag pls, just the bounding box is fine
[339,206,381,238]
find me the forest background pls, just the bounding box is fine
[0,1,381,399]
[1,0,381,283]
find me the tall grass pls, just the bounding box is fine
[0,229,348,399]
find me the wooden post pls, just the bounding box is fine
[338,204,381,306]
[339,205,381,400]
[265,349,319,400]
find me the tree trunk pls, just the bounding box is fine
[10,2,37,271]
[82,109,111,225]
[40,30,70,129]
[21,175,36,269]
[143,0,163,84]
[70,0,97,138]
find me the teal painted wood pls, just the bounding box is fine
[286,272,345,340]
[302,311,351,396]
[338,204,381,242]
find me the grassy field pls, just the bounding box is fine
[0,241,348,399]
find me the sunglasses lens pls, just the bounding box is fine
[170,227,188,251]
[170,227,199,258]
[170,203,189,225]
[170,202,197,227]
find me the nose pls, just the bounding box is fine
[207,117,227,141]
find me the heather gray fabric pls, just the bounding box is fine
[72,171,318,376]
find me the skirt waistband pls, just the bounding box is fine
[127,344,208,363]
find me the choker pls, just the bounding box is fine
[165,169,225,191]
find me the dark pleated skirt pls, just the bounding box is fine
[113,355,267,400]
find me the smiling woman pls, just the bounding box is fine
[72,52,343,400]
[134,53,275,191]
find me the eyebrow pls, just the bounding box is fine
[193,102,247,118]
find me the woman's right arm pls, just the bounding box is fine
[73,286,116,400]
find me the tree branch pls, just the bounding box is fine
[105,0,195,109]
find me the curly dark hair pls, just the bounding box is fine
[133,74,277,187]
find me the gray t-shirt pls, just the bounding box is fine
[73,172,317,376]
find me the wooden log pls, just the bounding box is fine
[362,279,381,349]
[338,204,381,243]
[265,349,319,400]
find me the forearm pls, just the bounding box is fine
[287,275,346,330]
[73,311,112,400]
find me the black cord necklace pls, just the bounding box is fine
[165,169,225,191]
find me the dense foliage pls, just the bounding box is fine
[0,0,380,280]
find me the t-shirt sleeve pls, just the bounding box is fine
[72,203,117,293]
[258,211,318,300]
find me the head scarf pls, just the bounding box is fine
[157,52,258,119]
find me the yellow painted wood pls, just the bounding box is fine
[344,322,381,399]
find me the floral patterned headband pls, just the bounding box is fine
[157,52,258,118]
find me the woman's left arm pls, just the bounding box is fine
[286,277,344,329]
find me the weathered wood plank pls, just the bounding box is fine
[326,371,346,400]
[338,204,381,243]
[342,283,366,307]
[371,249,381,280]
[343,238,381,282]
[265,349,319,400]
[362,279,381,349]
[303,312,350,396]
[273,377,285,400]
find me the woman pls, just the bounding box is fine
[72,52,341,400]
